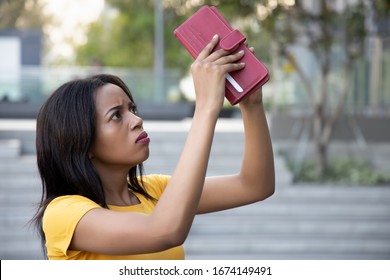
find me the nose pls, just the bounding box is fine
[128,112,143,130]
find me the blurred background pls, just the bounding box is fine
[0,0,390,260]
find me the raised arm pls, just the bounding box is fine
[69,35,245,255]
[198,87,275,214]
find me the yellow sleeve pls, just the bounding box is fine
[141,174,171,200]
[42,195,101,258]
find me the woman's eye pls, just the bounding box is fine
[129,105,138,114]
[111,111,121,120]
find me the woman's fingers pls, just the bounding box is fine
[197,35,255,63]
[197,35,243,63]
[197,38,232,64]
[213,49,244,65]
[196,34,219,61]
[193,50,245,79]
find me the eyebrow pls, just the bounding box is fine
[104,105,121,117]
[104,101,134,117]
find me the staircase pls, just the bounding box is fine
[0,137,42,259]
[185,184,390,260]
[1,119,390,260]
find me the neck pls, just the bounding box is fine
[93,164,134,206]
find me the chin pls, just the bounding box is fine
[140,154,149,164]
[132,150,150,166]
[144,149,150,161]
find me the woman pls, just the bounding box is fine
[33,35,275,260]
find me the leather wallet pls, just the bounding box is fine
[174,5,270,105]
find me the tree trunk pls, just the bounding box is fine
[317,139,328,178]
[313,103,327,177]
[314,57,331,177]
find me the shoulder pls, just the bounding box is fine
[43,195,101,230]
[46,195,101,212]
[43,195,102,258]
[141,174,171,199]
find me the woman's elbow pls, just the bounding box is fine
[263,170,276,199]
[254,180,275,202]
[264,183,275,199]
[169,232,187,248]
[154,224,188,250]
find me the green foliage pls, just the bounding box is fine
[76,1,155,67]
[288,158,390,185]
[75,0,193,71]
[163,6,194,71]
[0,0,46,30]
[373,0,390,17]
[75,0,273,70]
[75,0,389,73]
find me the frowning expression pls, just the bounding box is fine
[89,83,150,170]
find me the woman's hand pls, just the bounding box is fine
[196,42,274,214]
[240,87,263,107]
[239,46,263,107]
[191,35,245,115]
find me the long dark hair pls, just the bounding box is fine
[32,74,154,255]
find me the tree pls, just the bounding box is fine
[263,1,364,177]
[259,0,384,178]
[76,0,155,67]
[75,0,273,71]
[0,0,47,30]
[75,0,388,178]
[76,0,193,70]
[166,0,389,179]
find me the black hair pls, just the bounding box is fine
[32,74,154,256]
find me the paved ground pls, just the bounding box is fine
[0,118,389,260]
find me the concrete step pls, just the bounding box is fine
[0,155,37,173]
[184,186,390,259]
[194,204,390,220]
[0,238,44,260]
[0,130,36,155]
[185,234,390,254]
[184,236,390,260]
[188,222,390,239]
[1,119,389,260]
[186,252,390,260]
[187,206,390,239]
[0,192,41,207]
[0,139,21,158]
[0,206,43,260]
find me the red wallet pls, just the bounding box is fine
[174,5,270,105]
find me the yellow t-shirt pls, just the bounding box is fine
[42,174,185,260]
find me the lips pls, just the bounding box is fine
[135,131,150,144]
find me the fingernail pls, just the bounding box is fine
[213,34,218,39]
[239,50,244,54]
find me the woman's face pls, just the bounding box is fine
[89,83,150,170]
